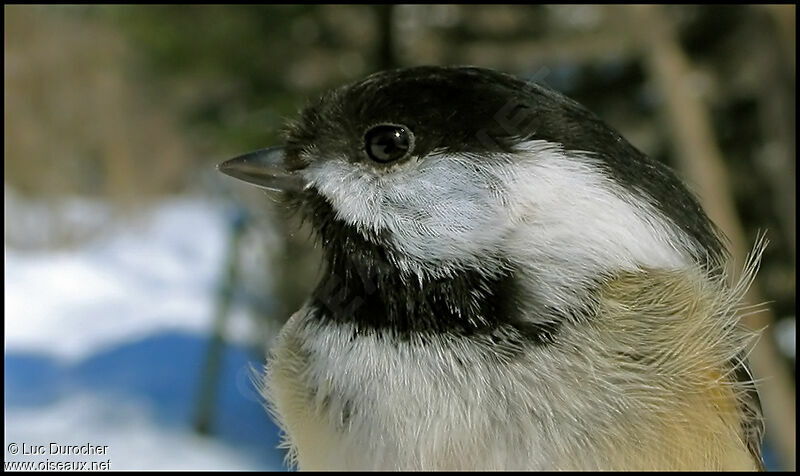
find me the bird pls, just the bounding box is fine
[218,65,765,471]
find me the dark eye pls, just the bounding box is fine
[365,125,412,163]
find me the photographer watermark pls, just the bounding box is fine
[5,442,111,471]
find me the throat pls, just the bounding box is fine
[312,250,515,337]
[310,225,562,344]
[299,188,562,343]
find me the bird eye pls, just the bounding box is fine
[364,125,412,163]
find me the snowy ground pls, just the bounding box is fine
[5,395,268,471]
[4,193,287,470]
[5,196,263,361]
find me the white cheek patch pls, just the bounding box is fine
[302,155,515,273]
[302,159,389,232]
[494,140,699,310]
[300,140,700,290]
[504,141,694,267]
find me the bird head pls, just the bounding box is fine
[220,66,723,316]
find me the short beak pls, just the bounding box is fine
[217,146,307,192]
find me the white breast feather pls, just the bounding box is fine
[266,140,758,470]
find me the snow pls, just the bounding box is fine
[4,394,270,470]
[4,196,260,362]
[4,192,287,470]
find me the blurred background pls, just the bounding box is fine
[4,5,795,471]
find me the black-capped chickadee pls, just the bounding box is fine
[219,66,764,470]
